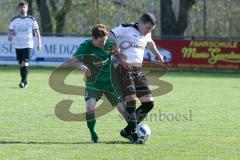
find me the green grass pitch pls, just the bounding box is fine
[0,66,239,160]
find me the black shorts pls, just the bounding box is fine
[116,65,152,98]
[16,48,32,64]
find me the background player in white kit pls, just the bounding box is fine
[8,1,41,88]
[109,13,163,144]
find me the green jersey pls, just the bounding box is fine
[73,39,116,84]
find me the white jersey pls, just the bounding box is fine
[9,16,39,49]
[111,23,152,66]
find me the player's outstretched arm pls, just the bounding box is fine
[147,40,164,63]
[70,57,91,77]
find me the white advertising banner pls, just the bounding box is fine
[0,35,88,66]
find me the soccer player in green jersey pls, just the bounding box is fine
[73,24,125,143]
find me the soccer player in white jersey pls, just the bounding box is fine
[109,13,163,144]
[8,1,41,88]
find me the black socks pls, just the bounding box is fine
[125,100,137,133]
[124,101,154,134]
[20,66,28,84]
[136,101,154,124]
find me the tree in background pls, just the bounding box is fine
[27,0,33,15]
[49,0,71,33]
[36,0,52,33]
[36,0,71,33]
[161,0,196,38]
[0,0,239,37]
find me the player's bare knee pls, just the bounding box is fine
[139,94,153,102]
[125,94,137,102]
[21,61,28,67]
[117,102,125,113]
[86,98,96,113]
[117,103,127,118]
[24,62,29,67]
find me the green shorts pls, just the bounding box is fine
[85,81,121,106]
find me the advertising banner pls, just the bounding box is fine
[1,35,239,70]
[0,36,87,66]
[153,40,240,70]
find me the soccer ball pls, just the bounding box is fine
[137,124,151,142]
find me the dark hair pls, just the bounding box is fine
[140,13,157,25]
[91,24,108,39]
[18,1,28,8]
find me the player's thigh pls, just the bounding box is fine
[100,82,120,107]
[85,87,102,102]
[135,74,152,100]
[21,48,31,64]
[104,91,119,107]
[15,49,22,64]
[116,65,136,97]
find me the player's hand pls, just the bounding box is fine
[154,56,167,68]
[85,68,91,77]
[113,49,133,71]
[155,59,163,64]
[80,65,91,77]
[155,55,163,63]
[8,36,13,42]
[109,45,120,54]
[121,61,133,71]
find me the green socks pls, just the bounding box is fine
[86,113,98,139]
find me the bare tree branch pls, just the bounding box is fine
[36,0,53,33]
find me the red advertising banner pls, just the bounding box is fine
[153,40,240,70]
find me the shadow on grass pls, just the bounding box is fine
[0,140,131,145]
[8,87,21,89]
